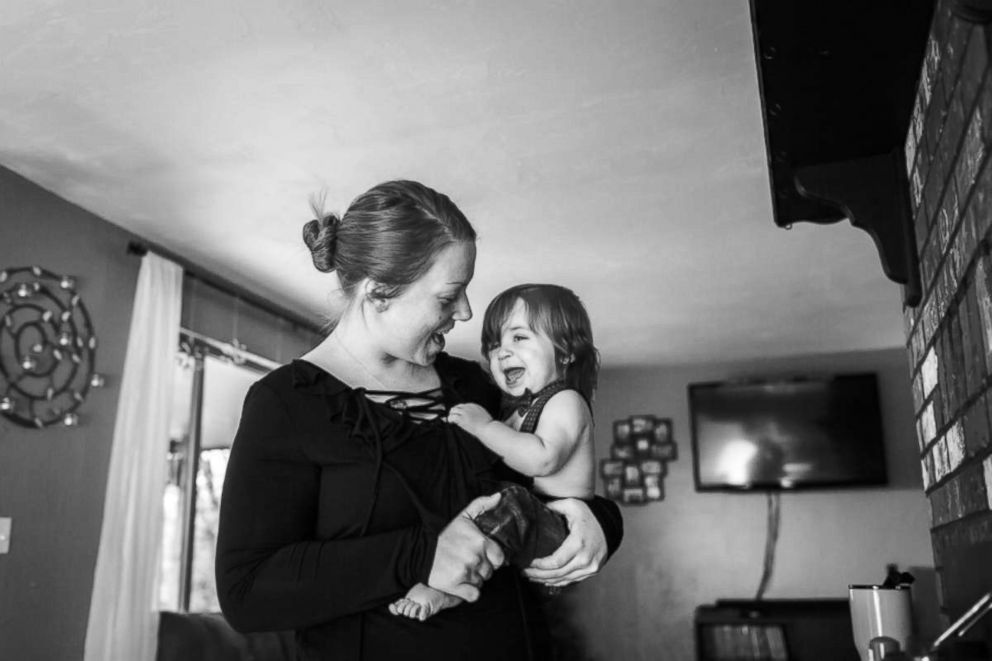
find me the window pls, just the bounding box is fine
[158,331,274,612]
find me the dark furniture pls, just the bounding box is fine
[747,0,935,305]
[695,599,859,661]
[156,611,295,661]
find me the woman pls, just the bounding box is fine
[215,180,622,660]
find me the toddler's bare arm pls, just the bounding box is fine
[449,392,589,478]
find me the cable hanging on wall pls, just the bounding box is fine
[754,491,781,600]
[0,266,104,428]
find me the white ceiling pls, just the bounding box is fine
[0,0,907,368]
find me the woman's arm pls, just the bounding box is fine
[522,496,623,587]
[215,382,438,632]
[585,495,624,558]
[217,380,506,632]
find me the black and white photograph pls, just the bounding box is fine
[0,1,976,660]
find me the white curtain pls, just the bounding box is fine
[85,253,182,661]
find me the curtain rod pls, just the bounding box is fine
[180,327,282,372]
[126,240,324,335]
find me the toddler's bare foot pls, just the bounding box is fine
[388,582,462,621]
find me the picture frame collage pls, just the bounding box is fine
[600,414,676,504]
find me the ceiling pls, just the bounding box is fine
[0,0,909,368]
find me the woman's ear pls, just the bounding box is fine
[363,280,390,312]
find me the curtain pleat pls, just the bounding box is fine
[84,253,182,661]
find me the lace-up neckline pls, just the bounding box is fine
[288,356,502,543]
[362,387,446,422]
[293,356,449,422]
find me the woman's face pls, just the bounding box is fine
[370,241,476,366]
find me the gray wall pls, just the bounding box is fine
[569,348,936,661]
[0,163,939,660]
[0,165,321,659]
[0,165,141,660]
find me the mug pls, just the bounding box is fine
[849,584,914,661]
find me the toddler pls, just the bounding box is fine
[389,283,599,621]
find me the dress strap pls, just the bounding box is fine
[516,381,571,434]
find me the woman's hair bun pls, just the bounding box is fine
[302,213,339,273]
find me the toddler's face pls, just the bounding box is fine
[487,299,561,397]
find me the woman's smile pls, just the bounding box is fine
[429,328,449,352]
[372,241,475,366]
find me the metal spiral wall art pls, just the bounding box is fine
[0,266,105,428]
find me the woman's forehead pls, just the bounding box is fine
[422,241,475,287]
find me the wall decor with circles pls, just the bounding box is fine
[0,266,105,428]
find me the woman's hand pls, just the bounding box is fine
[427,493,505,603]
[522,498,607,587]
[447,403,493,436]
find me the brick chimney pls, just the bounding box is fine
[904,0,992,648]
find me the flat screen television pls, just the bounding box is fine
[688,373,887,491]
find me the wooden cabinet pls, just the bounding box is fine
[695,599,859,661]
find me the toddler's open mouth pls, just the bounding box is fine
[503,367,524,387]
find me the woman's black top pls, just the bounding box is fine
[215,353,623,661]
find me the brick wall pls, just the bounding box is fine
[904,1,992,648]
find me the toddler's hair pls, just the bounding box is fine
[481,284,600,402]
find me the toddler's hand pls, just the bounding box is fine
[447,403,493,435]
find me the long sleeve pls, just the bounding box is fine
[215,381,437,633]
[585,495,623,558]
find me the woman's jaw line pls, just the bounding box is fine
[419,320,459,364]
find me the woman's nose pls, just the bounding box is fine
[452,291,472,322]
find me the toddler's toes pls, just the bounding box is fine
[407,600,419,614]
[397,599,418,619]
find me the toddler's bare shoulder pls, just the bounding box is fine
[541,390,592,423]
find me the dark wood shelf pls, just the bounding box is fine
[695,599,859,661]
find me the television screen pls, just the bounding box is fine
[689,373,887,491]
